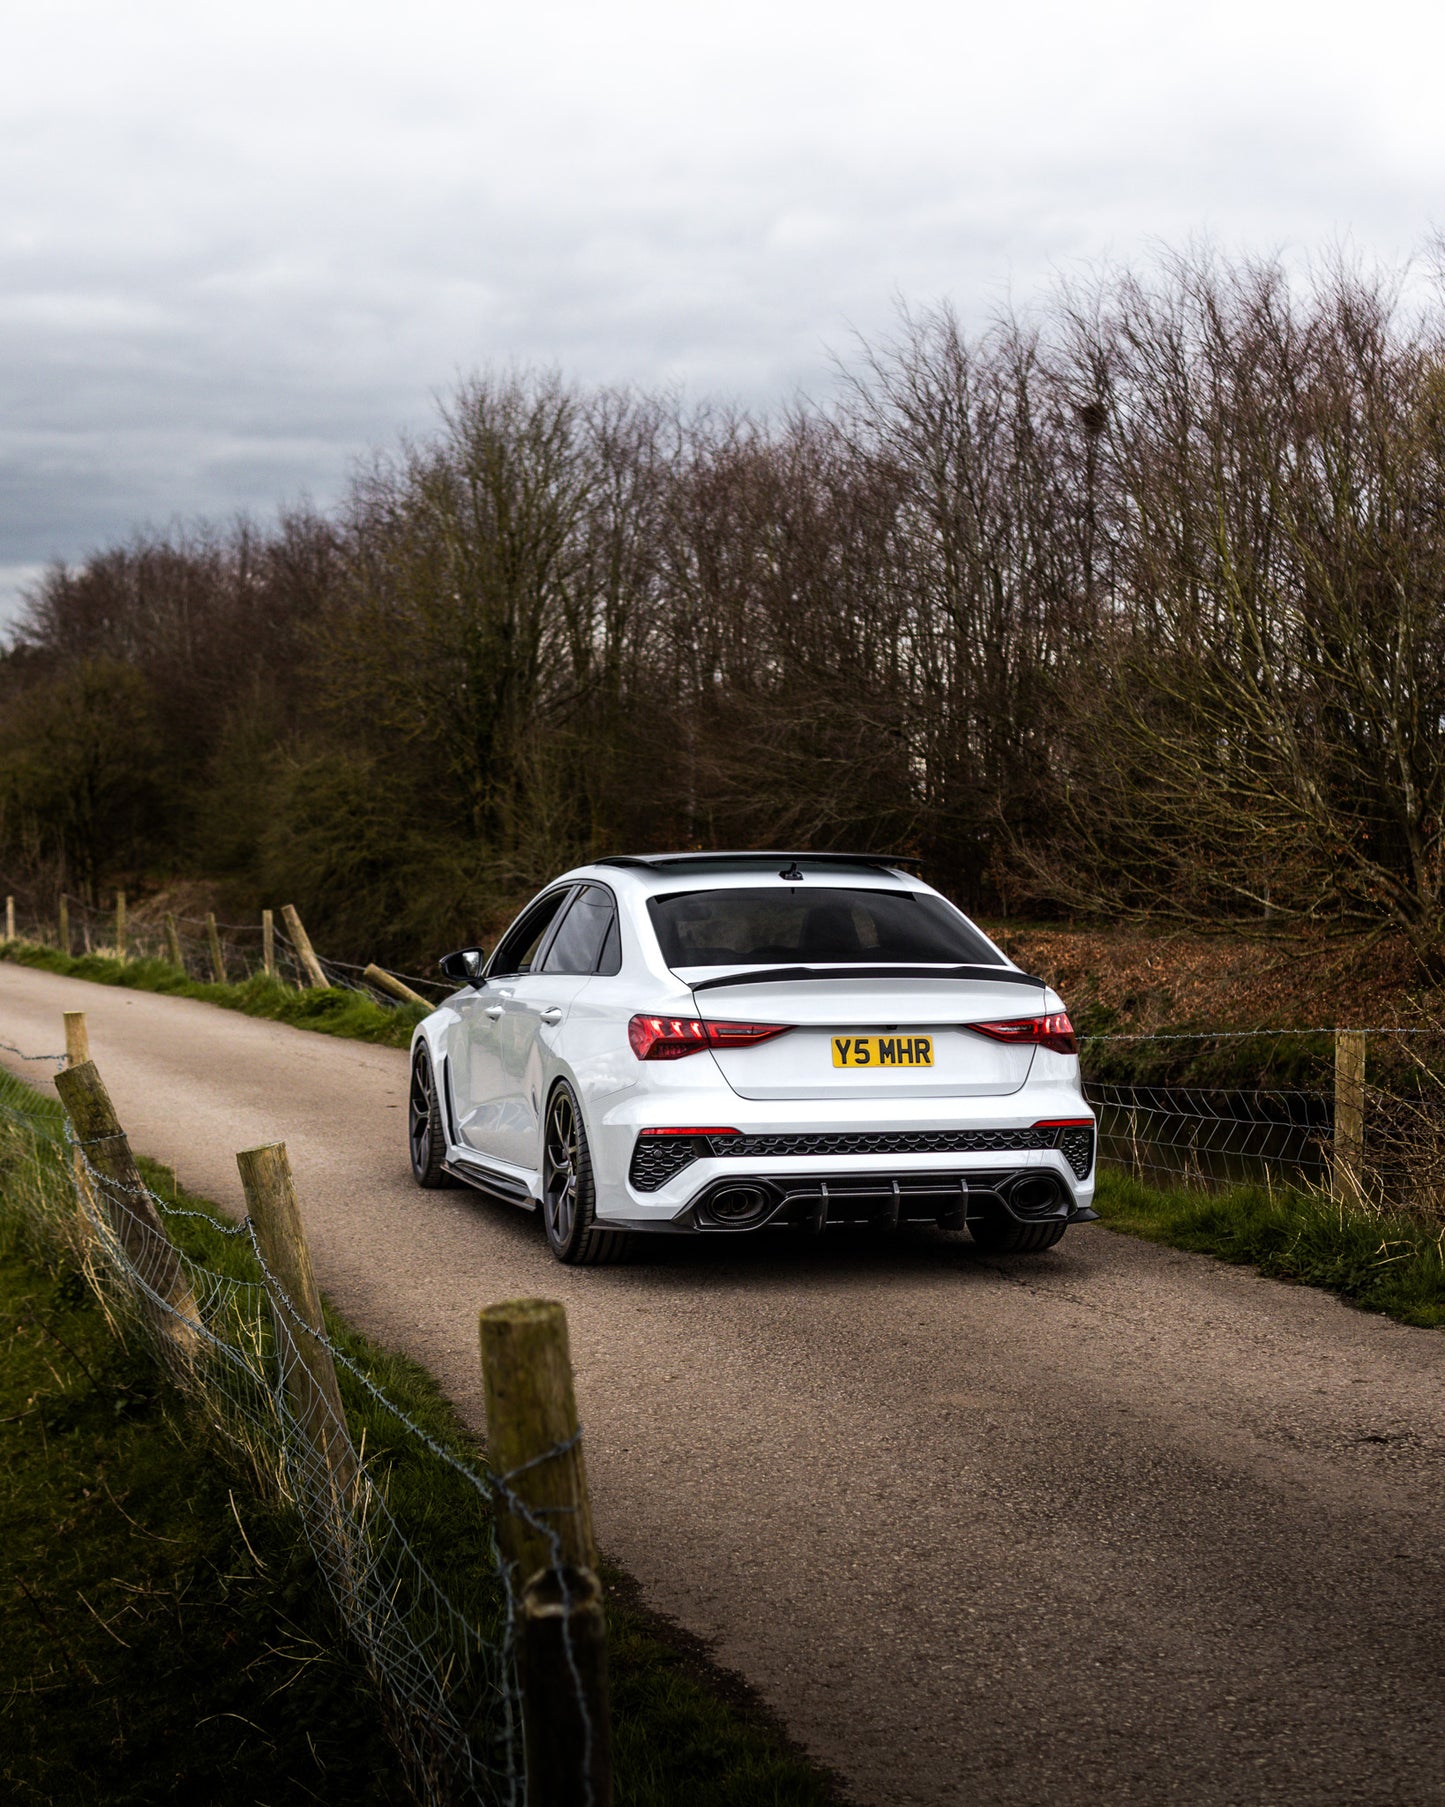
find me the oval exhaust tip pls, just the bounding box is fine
[707,1185,771,1227]
[1008,1174,1066,1220]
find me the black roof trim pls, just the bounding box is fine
[688,963,1045,993]
[593,850,923,872]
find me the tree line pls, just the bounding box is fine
[4,247,1444,973]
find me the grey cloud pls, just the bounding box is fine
[2,0,1442,631]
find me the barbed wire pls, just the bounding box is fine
[1083,1027,1439,1041]
[0,1038,65,1068]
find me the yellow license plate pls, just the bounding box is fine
[831,1034,934,1068]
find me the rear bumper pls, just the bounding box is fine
[586,1077,1096,1229]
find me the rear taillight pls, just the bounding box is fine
[627,1015,793,1061]
[970,1012,1078,1055]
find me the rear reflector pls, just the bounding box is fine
[627,1015,793,1060]
[970,1012,1078,1055]
[1032,1117,1094,1128]
[639,1126,741,1138]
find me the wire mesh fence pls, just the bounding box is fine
[0,1048,604,1807]
[1080,1028,1445,1223]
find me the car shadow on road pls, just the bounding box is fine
[450,1184,1090,1292]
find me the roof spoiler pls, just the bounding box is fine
[594,850,923,872]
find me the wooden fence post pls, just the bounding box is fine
[262,909,275,978]
[115,890,127,961]
[479,1298,610,1807]
[236,1142,357,1499]
[58,896,70,955]
[1334,1030,1366,1201]
[61,1011,98,1233]
[63,1011,90,1067]
[53,1060,199,1352]
[206,912,226,984]
[363,963,432,1009]
[164,913,184,970]
[518,1567,613,1807]
[280,904,330,990]
[4,895,13,942]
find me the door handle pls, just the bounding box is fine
[484,1005,504,1019]
[539,1007,565,1025]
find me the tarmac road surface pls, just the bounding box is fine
[3,962,1442,1806]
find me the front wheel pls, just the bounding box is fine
[409,1047,456,1188]
[969,1215,1067,1254]
[541,1083,627,1266]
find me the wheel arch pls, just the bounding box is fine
[541,1067,588,1144]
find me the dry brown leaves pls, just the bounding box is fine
[984,922,1436,1033]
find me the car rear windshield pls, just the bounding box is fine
[647,887,1002,970]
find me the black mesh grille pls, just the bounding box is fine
[719,1128,1055,1160]
[1059,1125,1095,1180]
[629,1138,704,1191]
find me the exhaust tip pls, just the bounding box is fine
[1006,1173,1068,1221]
[703,1184,772,1229]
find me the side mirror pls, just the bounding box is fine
[439,947,487,986]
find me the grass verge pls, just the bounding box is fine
[0,941,428,1050]
[0,1231,414,1804]
[1093,1169,1445,1329]
[0,1073,841,1807]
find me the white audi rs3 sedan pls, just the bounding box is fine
[407,853,1098,1265]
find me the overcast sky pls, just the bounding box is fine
[4,0,1444,624]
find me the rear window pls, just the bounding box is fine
[647,887,1001,970]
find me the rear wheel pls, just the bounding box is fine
[409,1047,456,1189]
[541,1083,627,1266]
[969,1215,1067,1254]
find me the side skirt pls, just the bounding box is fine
[442,1153,539,1213]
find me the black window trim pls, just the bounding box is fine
[594,902,623,977]
[485,884,579,980]
[594,881,622,975]
[486,879,623,981]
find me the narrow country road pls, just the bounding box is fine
[3,963,1442,1806]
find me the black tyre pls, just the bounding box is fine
[541,1083,627,1267]
[408,1046,456,1189]
[969,1214,1068,1254]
